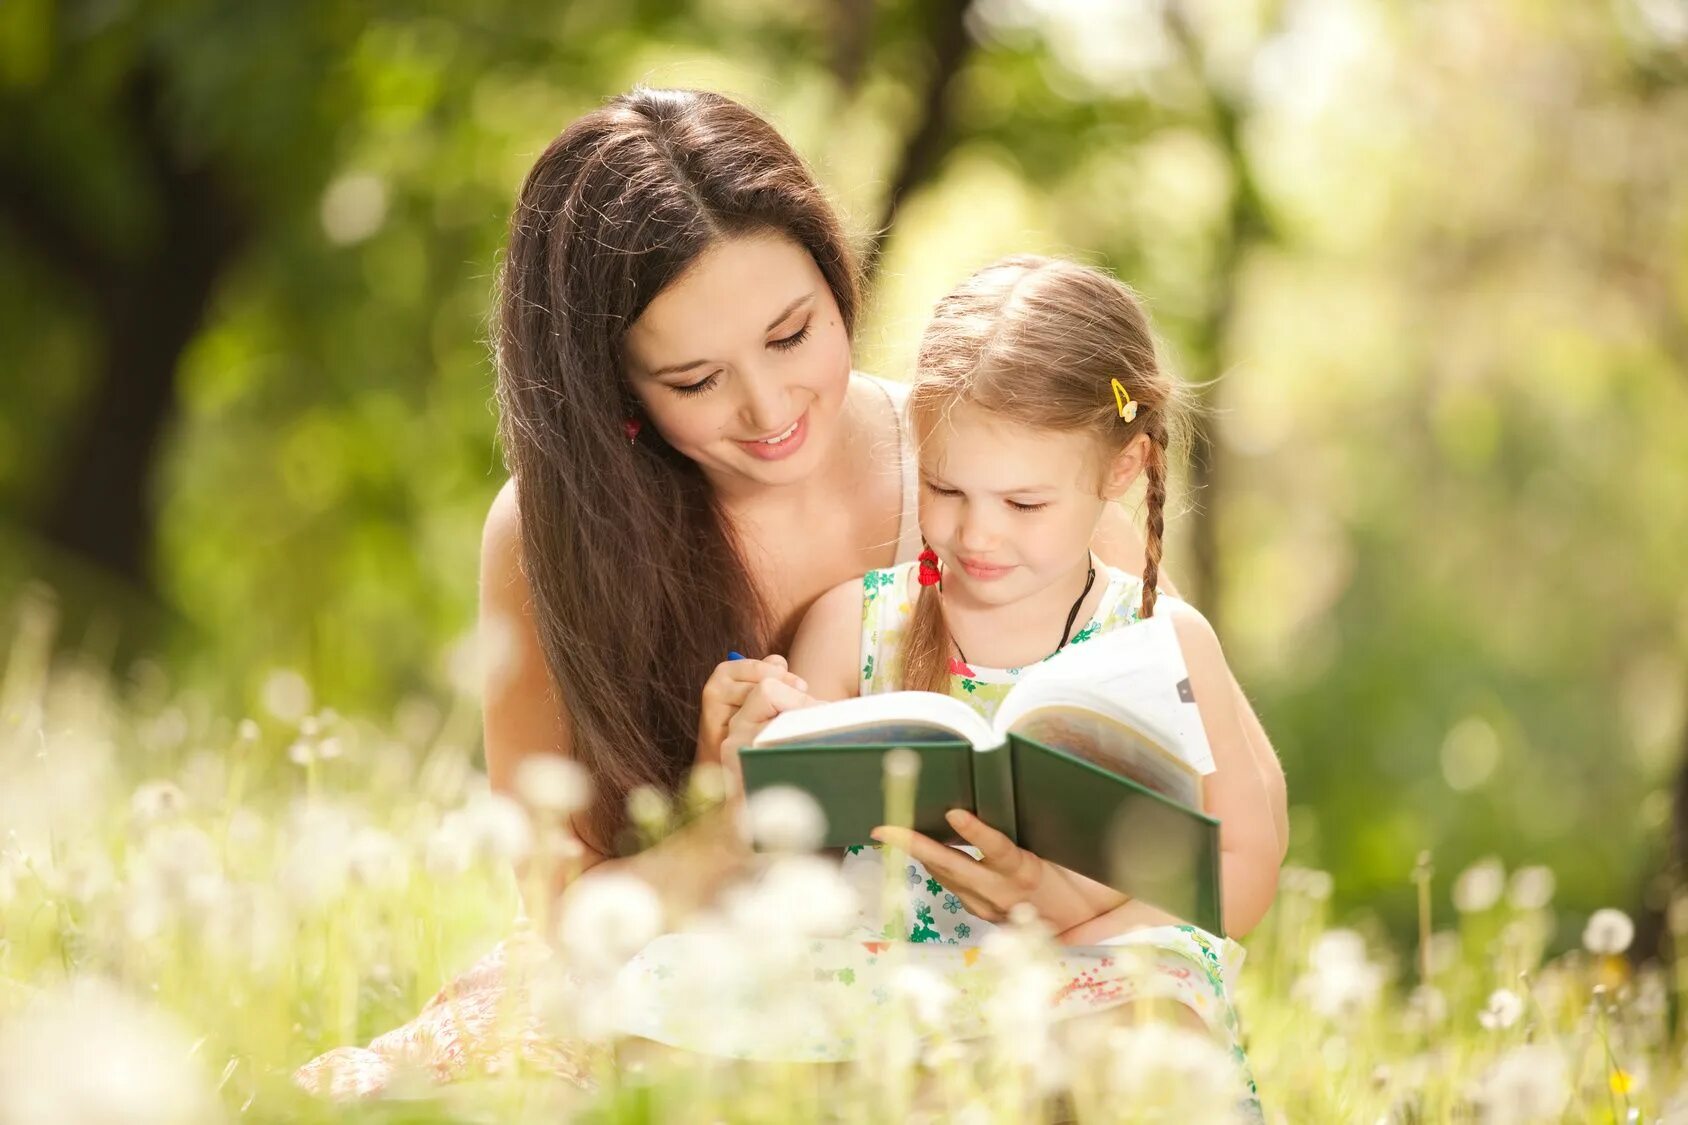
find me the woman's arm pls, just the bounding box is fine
[480,480,753,921]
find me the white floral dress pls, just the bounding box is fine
[608,561,1263,1118]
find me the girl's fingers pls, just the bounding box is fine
[870,827,980,889]
[944,809,1017,867]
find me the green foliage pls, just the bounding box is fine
[1,0,1685,943]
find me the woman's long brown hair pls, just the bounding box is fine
[494,89,859,853]
[900,255,1190,694]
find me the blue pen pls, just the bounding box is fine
[727,651,745,661]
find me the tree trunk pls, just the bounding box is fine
[2,69,247,600]
[860,0,977,287]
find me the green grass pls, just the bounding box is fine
[0,599,1675,1123]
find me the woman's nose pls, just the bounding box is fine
[737,367,791,433]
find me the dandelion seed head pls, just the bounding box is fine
[1470,1043,1569,1124]
[1506,865,1556,912]
[883,746,921,781]
[463,792,533,863]
[1583,908,1635,956]
[1453,856,1506,913]
[1405,984,1448,1032]
[745,785,826,853]
[0,977,221,1125]
[1104,1021,1247,1120]
[347,827,410,892]
[891,964,959,1027]
[555,872,663,973]
[687,762,729,806]
[1478,987,1524,1030]
[514,755,591,817]
[129,780,188,829]
[626,784,671,834]
[259,669,312,724]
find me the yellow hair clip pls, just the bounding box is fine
[1111,377,1138,423]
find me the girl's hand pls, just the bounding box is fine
[717,678,818,798]
[873,810,1130,932]
[695,656,807,772]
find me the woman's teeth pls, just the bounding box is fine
[759,419,800,444]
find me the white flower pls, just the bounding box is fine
[891,964,959,1027]
[728,855,857,939]
[687,762,729,806]
[513,755,591,817]
[1506,865,1556,912]
[1296,929,1385,1021]
[555,872,663,974]
[626,785,671,835]
[1583,908,1635,955]
[746,785,827,853]
[463,792,533,863]
[259,668,312,723]
[0,977,221,1125]
[347,827,411,892]
[1405,984,1448,1032]
[1104,1022,1248,1122]
[1479,988,1524,1030]
[280,831,351,911]
[424,813,476,877]
[128,781,188,829]
[1470,1043,1570,1124]
[1452,857,1506,913]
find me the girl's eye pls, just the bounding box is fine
[770,323,811,351]
[671,373,721,397]
[1008,501,1049,512]
[921,482,960,497]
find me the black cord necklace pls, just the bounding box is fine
[950,561,1097,668]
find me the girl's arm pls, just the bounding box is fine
[786,577,867,701]
[1061,598,1281,941]
[1092,506,1289,859]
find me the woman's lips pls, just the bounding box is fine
[736,410,808,461]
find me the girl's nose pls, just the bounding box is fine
[956,504,1000,551]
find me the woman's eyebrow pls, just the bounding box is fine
[645,293,816,378]
[765,292,814,331]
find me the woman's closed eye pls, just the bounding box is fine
[770,322,811,351]
[671,372,722,397]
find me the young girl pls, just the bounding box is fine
[635,255,1284,1100]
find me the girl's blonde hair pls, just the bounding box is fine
[901,254,1190,694]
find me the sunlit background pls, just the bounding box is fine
[2,0,1685,955]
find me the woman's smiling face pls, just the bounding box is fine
[622,231,853,492]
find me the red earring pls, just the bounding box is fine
[917,547,942,587]
[622,417,642,444]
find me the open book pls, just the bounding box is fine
[739,612,1226,935]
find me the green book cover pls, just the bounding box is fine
[738,614,1225,935]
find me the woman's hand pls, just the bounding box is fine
[716,677,818,797]
[695,656,807,774]
[871,810,1127,932]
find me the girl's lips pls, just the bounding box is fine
[959,558,1014,580]
[736,410,808,461]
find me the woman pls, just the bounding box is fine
[297,86,1287,1097]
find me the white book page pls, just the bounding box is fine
[995,610,1217,775]
[753,690,997,751]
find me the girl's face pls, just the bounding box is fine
[918,401,1133,608]
[622,231,853,494]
